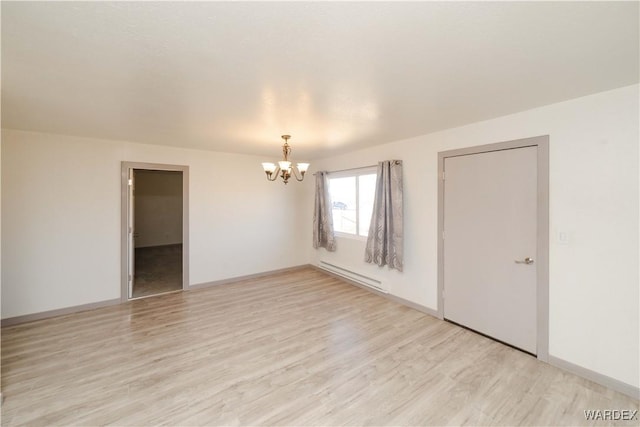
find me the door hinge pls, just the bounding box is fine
[128,179,133,186]
[128,274,132,282]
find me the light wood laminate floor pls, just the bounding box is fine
[1,268,637,426]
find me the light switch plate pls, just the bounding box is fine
[557,231,570,244]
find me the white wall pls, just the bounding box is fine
[306,84,639,389]
[134,170,183,248]
[1,129,308,318]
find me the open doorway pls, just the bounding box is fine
[121,163,189,301]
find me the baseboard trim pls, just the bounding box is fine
[311,265,439,318]
[2,298,122,327]
[188,264,312,291]
[548,355,639,400]
[387,293,439,318]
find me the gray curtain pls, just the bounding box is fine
[313,171,336,251]
[364,160,403,271]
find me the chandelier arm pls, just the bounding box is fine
[266,166,281,181]
[291,167,305,182]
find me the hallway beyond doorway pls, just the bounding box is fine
[133,244,183,298]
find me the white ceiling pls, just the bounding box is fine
[2,1,638,160]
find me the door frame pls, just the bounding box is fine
[437,135,549,361]
[120,162,190,301]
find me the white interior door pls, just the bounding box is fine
[443,146,537,354]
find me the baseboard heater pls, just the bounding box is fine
[318,261,388,294]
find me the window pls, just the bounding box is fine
[329,168,377,237]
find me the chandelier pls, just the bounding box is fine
[261,135,310,184]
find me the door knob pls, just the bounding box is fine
[515,257,534,265]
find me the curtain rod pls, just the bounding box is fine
[313,164,376,176]
[312,160,402,176]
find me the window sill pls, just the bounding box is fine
[335,232,368,242]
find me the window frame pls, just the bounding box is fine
[328,166,377,240]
